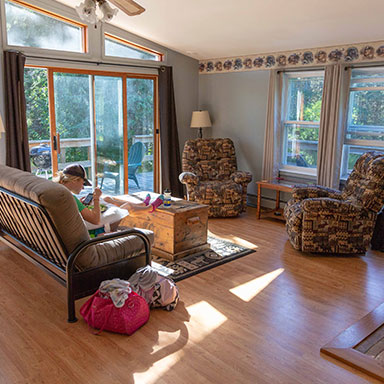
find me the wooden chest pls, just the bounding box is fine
[119,192,209,261]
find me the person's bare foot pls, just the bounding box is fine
[103,196,114,204]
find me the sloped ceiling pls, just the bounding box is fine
[59,0,384,60]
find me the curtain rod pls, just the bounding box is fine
[24,54,162,70]
[277,66,324,74]
[345,61,384,70]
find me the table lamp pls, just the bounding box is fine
[190,110,211,138]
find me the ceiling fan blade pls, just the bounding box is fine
[108,0,145,16]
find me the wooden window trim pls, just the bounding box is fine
[105,32,164,62]
[6,0,88,53]
[26,65,160,193]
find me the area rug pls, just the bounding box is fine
[151,236,255,282]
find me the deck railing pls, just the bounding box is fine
[29,134,154,173]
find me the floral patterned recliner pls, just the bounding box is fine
[179,138,252,217]
[284,151,384,254]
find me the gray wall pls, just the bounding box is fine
[167,50,199,155]
[199,70,270,202]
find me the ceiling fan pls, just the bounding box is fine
[108,0,145,16]
[76,0,145,24]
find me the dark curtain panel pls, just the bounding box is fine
[4,50,30,171]
[158,66,183,197]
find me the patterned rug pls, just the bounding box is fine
[151,236,256,282]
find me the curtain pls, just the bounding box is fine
[262,70,283,181]
[317,65,351,188]
[4,50,30,171]
[158,66,183,197]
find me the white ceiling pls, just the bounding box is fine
[60,0,384,60]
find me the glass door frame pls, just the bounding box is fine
[28,65,160,193]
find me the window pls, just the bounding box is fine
[5,0,86,52]
[104,33,163,61]
[24,67,158,195]
[341,68,384,177]
[281,71,324,174]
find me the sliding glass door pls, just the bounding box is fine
[25,67,158,195]
[127,78,155,192]
[95,76,124,195]
[53,72,93,193]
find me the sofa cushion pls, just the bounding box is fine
[76,227,154,270]
[0,165,90,256]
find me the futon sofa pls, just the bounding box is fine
[0,165,153,322]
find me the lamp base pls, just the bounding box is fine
[198,127,203,139]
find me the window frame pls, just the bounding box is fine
[102,24,167,65]
[3,0,88,53]
[341,66,384,178]
[24,64,160,194]
[104,32,164,62]
[279,70,325,177]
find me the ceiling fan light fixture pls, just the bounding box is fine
[75,0,98,24]
[98,0,118,22]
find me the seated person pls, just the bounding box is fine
[54,164,164,237]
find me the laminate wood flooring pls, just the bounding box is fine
[0,207,383,384]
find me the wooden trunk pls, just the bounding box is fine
[119,193,209,261]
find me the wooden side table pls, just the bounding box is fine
[256,180,294,219]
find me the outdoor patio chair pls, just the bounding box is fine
[99,142,145,193]
[128,142,145,188]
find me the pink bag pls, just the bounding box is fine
[80,289,150,335]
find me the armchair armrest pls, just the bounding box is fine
[67,228,152,273]
[302,198,363,215]
[292,185,342,200]
[179,172,199,185]
[231,171,252,184]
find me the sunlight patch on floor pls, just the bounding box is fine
[186,301,227,341]
[228,236,258,249]
[230,268,284,302]
[133,302,227,383]
[207,230,258,249]
[133,346,183,384]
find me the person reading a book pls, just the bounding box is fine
[54,164,164,236]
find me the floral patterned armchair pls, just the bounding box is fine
[179,138,252,217]
[284,151,384,254]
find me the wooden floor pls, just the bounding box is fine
[1,207,384,384]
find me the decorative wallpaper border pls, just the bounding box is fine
[199,41,384,74]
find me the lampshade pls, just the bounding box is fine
[190,111,212,128]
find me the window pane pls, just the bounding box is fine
[283,123,318,168]
[127,78,154,192]
[287,75,324,122]
[5,0,83,52]
[105,37,159,61]
[53,72,93,193]
[346,90,384,141]
[343,67,384,177]
[342,145,384,176]
[24,67,52,177]
[95,76,124,196]
[350,69,384,87]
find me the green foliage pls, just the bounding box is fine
[25,68,50,141]
[6,0,81,51]
[285,76,324,167]
[25,68,155,174]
